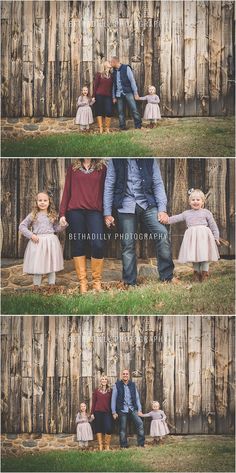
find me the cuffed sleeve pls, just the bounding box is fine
[152,160,167,212]
[103,160,116,216]
[111,384,117,414]
[19,214,34,239]
[127,66,138,95]
[206,210,220,240]
[168,212,186,224]
[59,166,72,217]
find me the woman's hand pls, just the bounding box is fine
[90,414,95,421]
[113,98,117,104]
[104,216,115,228]
[113,413,118,420]
[60,216,67,226]
[31,234,39,244]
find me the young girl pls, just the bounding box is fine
[139,401,169,444]
[75,86,95,131]
[19,191,67,287]
[167,188,220,282]
[76,402,94,448]
[138,85,161,128]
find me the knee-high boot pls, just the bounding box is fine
[91,257,104,292]
[96,116,103,134]
[73,256,88,294]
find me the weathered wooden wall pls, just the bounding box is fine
[1,1,235,117]
[1,316,235,435]
[1,158,235,259]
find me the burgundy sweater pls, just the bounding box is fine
[93,73,113,97]
[91,389,112,415]
[59,164,107,216]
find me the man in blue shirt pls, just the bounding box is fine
[104,159,174,285]
[111,369,145,448]
[111,56,142,130]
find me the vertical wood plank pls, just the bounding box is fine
[162,317,175,430]
[215,316,229,433]
[33,317,44,432]
[1,1,11,116]
[34,1,46,116]
[201,316,216,433]
[10,1,22,117]
[171,0,184,116]
[160,1,172,115]
[1,159,18,258]
[45,316,57,433]
[175,316,188,433]
[106,1,118,58]
[46,0,58,117]
[221,1,234,114]
[196,1,210,115]
[9,317,22,433]
[184,0,197,115]
[188,316,202,433]
[70,1,82,116]
[170,159,188,258]
[18,160,39,258]
[1,317,10,432]
[209,1,222,115]
[228,316,235,433]
[106,316,119,387]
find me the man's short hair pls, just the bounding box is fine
[112,56,119,62]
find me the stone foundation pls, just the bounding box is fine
[1,433,153,457]
[1,117,124,138]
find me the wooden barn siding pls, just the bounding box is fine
[1,1,235,118]
[1,315,235,435]
[1,158,235,259]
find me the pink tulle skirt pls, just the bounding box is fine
[178,225,220,263]
[150,419,170,437]
[23,234,64,274]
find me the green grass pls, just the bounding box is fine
[1,264,235,315]
[1,437,235,472]
[2,117,235,157]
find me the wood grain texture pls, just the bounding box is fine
[1,316,234,434]
[1,1,234,117]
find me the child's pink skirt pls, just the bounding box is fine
[23,234,64,274]
[178,225,220,263]
[150,419,169,437]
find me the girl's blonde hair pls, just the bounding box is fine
[188,188,206,207]
[98,374,111,392]
[72,159,106,172]
[31,191,58,222]
[152,400,160,408]
[148,85,156,94]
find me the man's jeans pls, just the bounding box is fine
[117,93,142,129]
[119,410,145,447]
[118,205,174,284]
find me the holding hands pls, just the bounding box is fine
[158,212,169,225]
[104,216,115,228]
[113,413,118,420]
[59,216,68,227]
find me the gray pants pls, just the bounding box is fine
[33,272,56,286]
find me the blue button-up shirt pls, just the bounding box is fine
[103,159,167,215]
[112,66,138,98]
[111,382,142,414]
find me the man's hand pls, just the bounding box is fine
[104,216,115,228]
[134,94,140,100]
[113,413,118,420]
[31,234,39,244]
[138,412,143,417]
[113,98,117,104]
[60,216,67,226]
[158,212,169,224]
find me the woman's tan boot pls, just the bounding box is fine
[96,433,103,451]
[96,116,103,134]
[73,256,88,294]
[105,117,111,133]
[91,257,104,292]
[104,434,111,451]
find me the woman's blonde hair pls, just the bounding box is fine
[31,190,58,222]
[100,61,112,78]
[188,188,206,207]
[72,159,106,172]
[98,374,111,392]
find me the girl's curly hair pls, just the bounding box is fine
[72,159,107,172]
[31,190,58,222]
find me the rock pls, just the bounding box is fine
[138,264,157,280]
[23,124,39,131]
[11,276,33,286]
[1,269,10,280]
[3,126,14,132]
[57,117,71,122]
[32,117,43,123]
[57,434,73,439]
[22,441,37,448]
[68,125,79,130]
[2,442,13,447]
[6,434,18,439]
[7,118,19,123]
[39,126,49,131]
[30,433,42,439]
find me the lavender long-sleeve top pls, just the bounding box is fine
[142,410,166,420]
[139,94,160,104]
[19,212,67,240]
[75,413,93,424]
[77,96,95,107]
[168,209,219,240]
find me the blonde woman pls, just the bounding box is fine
[59,159,107,293]
[90,375,113,451]
[93,61,113,133]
